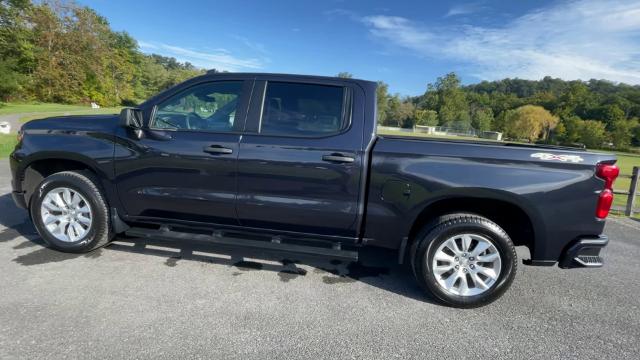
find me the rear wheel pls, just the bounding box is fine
[411,213,517,308]
[30,171,112,253]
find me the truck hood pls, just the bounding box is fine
[20,114,120,133]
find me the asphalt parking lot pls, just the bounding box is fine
[0,160,639,359]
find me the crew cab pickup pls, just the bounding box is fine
[10,73,618,307]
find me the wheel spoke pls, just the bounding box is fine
[43,213,60,225]
[470,272,489,290]
[68,222,79,241]
[462,234,472,252]
[476,265,498,280]
[63,189,72,206]
[434,252,455,263]
[443,238,460,255]
[457,274,470,295]
[77,214,91,225]
[43,199,62,212]
[471,241,491,256]
[443,271,461,289]
[434,263,454,276]
[73,222,85,237]
[54,219,69,235]
[476,252,499,262]
[71,192,82,207]
[53,193,66,209]
[77,205,90,214]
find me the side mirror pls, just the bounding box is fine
[119,108,144,139]
[119,108,143,128]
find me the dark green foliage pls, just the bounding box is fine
[408,74,640,149]
[0,0,203,104]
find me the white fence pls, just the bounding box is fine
[379,125,503,141]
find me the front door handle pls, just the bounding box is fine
[203,145,233,154]
[322,153,355,163]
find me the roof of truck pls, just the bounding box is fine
[199,71,377,85]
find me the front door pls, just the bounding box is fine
[114,80,251,225]
[236,79,366,237]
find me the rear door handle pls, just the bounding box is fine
[322,153,355,163]
[203,145,233,154]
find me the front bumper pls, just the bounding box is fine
[559,235,608,269]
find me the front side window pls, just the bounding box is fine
[153,81,243,132]
[260,82,347,136]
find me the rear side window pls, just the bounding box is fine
[260,82,348,137]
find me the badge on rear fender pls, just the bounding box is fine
[531,152,584,163]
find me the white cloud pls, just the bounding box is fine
[138,41,263,71]
[445,2,485,17]
[360,0,640,84]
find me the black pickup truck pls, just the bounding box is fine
[10,73,619,307]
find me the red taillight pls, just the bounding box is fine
[596,163,619,189]
[595,163,619,219]
[596,189,614,219]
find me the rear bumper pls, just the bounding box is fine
[559,235,608,269]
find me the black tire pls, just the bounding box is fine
[30,170,112,253]
[410,213,517,308]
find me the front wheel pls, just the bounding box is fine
[411,213,517,308]
[30,171,112,253]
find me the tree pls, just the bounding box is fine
[336,72,353,78]
[579,120,607,148]
[376,81,389,125]
[471,108,493,131]
[633,121,640,146]
[601,104,625,129]
[505,105,559,142]
[556,116,583,144]
[414,109,438,126]
[0,0,34,100]
[610,119,638,150]
[420,73,470,128]
[381,95,417,128]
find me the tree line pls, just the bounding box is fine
[0,0,203,106]
[372,72,640,150]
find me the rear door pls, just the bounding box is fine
[114,79,252,225]
[236,77,367,237]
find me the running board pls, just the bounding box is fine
[124,227,359,261]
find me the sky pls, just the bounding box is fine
[78,0,640,95]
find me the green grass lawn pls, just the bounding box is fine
[0,134,17,158]
[0,102,121,158]
[0,102,104,115]
[611,153,640,212]
[18,107,121,123]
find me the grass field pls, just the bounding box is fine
[17,107,121,123]
[0,102,121,123]
[0,103,121,115]
[0,103,121,158]
[610,153,640,213]
[0,102,104,115]
[0,134,18,158]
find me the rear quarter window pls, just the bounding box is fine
[259,82,348,137]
